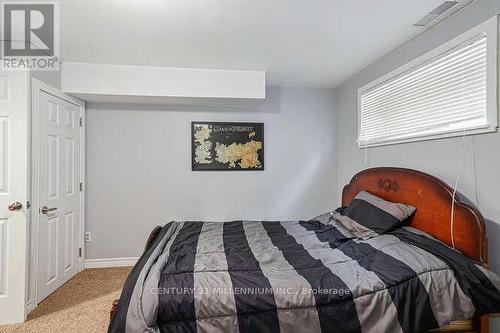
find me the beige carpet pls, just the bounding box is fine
[0,267,131,333]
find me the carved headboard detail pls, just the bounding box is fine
[342,167,487,264]
[377,178,400,192]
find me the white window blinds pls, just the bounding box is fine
[358,32,494,148]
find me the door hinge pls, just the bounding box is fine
[79,117,83,127]
[80,182,83,191]
[26,201,31,209]
[79,247,82,257]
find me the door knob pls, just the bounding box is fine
[40,206,57,214]
[8,202,23,211]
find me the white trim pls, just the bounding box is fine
[357,15,499,148]
[28,79,85,312]
[25,300,34,315]
[84,257,139,269]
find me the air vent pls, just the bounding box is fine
[413,1,458,27]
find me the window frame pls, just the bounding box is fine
[357,15,498,148]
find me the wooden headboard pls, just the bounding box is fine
[342,167,487,265]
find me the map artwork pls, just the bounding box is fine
[191,122,264,171]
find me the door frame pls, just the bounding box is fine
[27,78,85,312]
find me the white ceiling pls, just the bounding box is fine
[60,0,452,88]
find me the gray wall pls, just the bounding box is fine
[85,86,337,259]
[334,0,500,329]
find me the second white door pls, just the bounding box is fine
[37,90,81,302]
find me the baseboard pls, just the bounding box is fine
[26,299,35,314]
[84,257,139,269]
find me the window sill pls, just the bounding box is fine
[357,124,498,149]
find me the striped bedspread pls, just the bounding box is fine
[108,219,500,333]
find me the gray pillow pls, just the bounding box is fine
[333,191,415,239]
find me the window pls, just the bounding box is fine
[358,16,498,148]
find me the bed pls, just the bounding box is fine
[109,167,500,333]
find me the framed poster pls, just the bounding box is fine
[191,122,264,171]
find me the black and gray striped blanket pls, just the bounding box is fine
[109,218,500,333]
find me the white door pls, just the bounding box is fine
[37,90,81,302]
[0,71,30,324]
